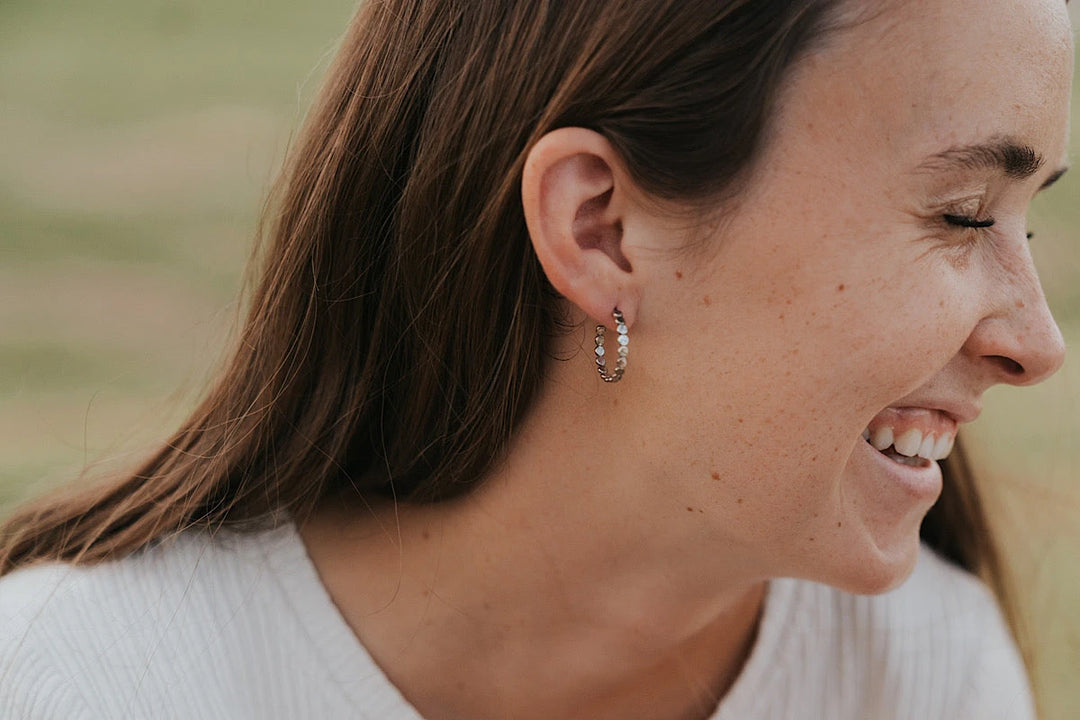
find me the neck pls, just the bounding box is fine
[299,341,769,719]
[302,472,766,717]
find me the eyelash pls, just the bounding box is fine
[943,213,995,229]
[942,214,1034,241]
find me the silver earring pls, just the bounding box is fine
[594,308,629,383]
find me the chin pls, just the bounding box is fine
[828,530,924,596]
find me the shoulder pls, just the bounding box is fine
[0,524,319,717]
[0,523,402,719]
[0,525,287,643]
[0,561,97,717]
[800,544,1035,719]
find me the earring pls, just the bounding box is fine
[594,308,629,383]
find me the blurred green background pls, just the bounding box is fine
[1,1,1078,717]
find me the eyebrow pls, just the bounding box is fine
[917,137,1046,180]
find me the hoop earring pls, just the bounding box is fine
[594,308,629,383]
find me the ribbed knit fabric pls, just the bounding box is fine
[0,523,1034,719]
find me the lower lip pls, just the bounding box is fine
[857,437,942,502]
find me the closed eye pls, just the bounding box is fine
[943,214,995,229]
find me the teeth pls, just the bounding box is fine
[932,434,955,460]
[869,426,894,451]
[893,429,923,458]
[918,434,937,460]
[865,420,957,462]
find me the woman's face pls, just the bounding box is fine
[639,0,1073,592]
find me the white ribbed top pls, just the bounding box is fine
[0,523,1034,719]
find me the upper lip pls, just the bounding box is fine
[889,399,982,425]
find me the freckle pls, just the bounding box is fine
[687,506,694,512]
[422,589,431,597]
[613,398,618,406]
[456,680,466,692]
[939,300,945,308]
[785,299,792,305]
[1016,300,1025,309]
[675,270,683,279]
[737,418,744,423]
[711,471,721,480]
[698,509,704,514]
[703,295,711,306]
[778,313,785,320]
[737,498,743,504]
[811,455,817,462]
[809,537,815,542]
[837,521,843,528]
[421,530,430,540]
[837,284,845,292]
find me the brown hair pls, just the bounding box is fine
[0,0,1031,693]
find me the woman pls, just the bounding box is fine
[0,0,1072,717]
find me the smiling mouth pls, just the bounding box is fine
[866,440,933,468]
[860,407,957,469]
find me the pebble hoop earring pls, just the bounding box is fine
[594,308,629,383]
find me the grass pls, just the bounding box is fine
[1,2,1079,718]
[0,0,355,505]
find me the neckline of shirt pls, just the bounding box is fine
[254,520,805,719]
[256,521,426,719]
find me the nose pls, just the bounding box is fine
[961,245,1066,387]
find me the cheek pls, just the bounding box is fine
[709,234,977,423]
[813,281,972,420]
[661,227,982,505]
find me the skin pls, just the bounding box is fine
[302,0,1074,718]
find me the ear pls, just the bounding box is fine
[521,127,642,329]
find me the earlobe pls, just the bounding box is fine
[522,127,640,328]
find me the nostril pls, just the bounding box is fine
[988,355,1024,377]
